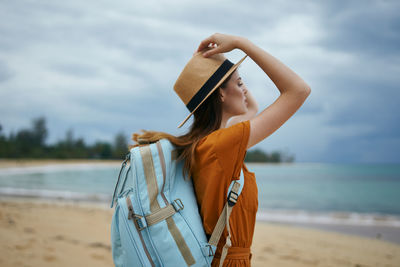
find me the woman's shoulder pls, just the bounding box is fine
[198,120,250,149]
[195,120,250,178]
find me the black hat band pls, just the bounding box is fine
[186,59,234,113]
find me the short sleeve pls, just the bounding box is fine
[213,120,250,180]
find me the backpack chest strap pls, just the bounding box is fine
[127,198,184,230]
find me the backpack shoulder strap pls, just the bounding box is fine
[208,169,245,266]
[227,169,244,205]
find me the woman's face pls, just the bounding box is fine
[220,70,248,117]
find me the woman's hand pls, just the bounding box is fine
[196,33,244,57]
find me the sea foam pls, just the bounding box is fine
[257,209,400,227]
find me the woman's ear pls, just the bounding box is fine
[219,88,225,102]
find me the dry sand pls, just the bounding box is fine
[1,199,399,267]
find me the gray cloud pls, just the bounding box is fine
[0,61,14,82]
[0,0,399,162]
[51,62,99,78]
[319,0,400,55]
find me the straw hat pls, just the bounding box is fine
[174,50,247,128]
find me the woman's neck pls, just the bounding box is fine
[219,112,230,129]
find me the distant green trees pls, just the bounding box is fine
[0,117,295,162]
[1,117,48,158]
[245,148,295,163]
[0,117,128,159]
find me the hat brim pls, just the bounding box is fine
[177,55,247,128]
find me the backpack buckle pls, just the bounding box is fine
[207,245,215,256]
[227,191,239,206]
[201,244,215,257]
[172,199,184,211]
[133,214,147,231]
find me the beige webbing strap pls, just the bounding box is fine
[166,217,196,265]
[208,181,241,266]
[208,203,230,246]
[219,205,233,267]
[155,141,169,206]
[140,146,160,212]
[145,204,176,227]
[171,149,178,161]
[140,144,195,266]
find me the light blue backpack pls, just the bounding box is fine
[110,139,244,267]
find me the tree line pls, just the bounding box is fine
[0,117,128,159]
[245,148,294,163]
[0,117,294,162]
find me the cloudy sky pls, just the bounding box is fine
[0,0,399,163]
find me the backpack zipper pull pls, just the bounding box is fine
[126,197,134,220]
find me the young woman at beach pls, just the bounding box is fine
[133,33,311,266]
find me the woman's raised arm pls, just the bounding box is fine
[237,36,311,149]
[198,33,311,149]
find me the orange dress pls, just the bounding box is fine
[193,120,258,266]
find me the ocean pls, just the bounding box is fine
[1,162,400,243]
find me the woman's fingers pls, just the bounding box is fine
[203,46,222,57]
[196,36,215,53]
[196,33,238,57]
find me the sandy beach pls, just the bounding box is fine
[0,198,399,267]
[1,160,400,266]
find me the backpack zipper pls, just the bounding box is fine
[126,197,155,267]
[111,153,131,208]
[119,205,145,263]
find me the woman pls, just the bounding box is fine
[133,33,311,266]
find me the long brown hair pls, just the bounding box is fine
[131,73,232,178]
